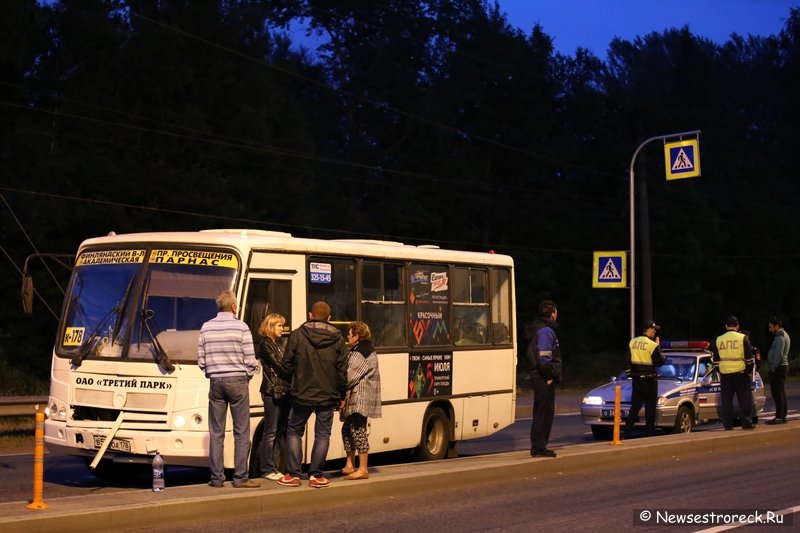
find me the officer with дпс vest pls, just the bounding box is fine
[623,320,666,438]
[714,316,755,430]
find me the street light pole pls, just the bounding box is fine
[628,129,701,339]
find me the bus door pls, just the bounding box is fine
[242,273,295,382]
[241,270,298,472]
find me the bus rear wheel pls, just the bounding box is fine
[417,407,450,461]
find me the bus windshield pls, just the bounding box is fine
[57,248,239,364]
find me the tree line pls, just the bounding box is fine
[2,0,800,392]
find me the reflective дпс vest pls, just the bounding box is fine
[629,335,657,366]
[716,330,746,374]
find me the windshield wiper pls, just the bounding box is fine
[140,309,175,373]
[71,331,103,367]
[71,275,134,367]
[111,276,135,345]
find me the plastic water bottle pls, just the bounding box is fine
[152,451,165,492]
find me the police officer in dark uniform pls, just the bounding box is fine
[526,300,562,458]
[623,320,665,438]
[714,316,755,430]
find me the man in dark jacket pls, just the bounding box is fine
[277,301,347,488]
[526,300,562,458]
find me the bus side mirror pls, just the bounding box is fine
[21,274,33,314]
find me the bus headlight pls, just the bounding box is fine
[173,415,186,428]
[46,402,67,421]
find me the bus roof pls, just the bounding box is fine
[78,229,514,266]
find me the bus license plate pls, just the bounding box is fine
[93,435,132,453]
[601,408,628,419]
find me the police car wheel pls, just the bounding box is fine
[673,405,694,434]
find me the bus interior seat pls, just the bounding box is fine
[155,330,200,358]
[381,322,404,347]
[490,323,509,343]
[251,301,269,326]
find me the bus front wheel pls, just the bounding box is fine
[84,458,143,482]
[249,420,264,478]
[417,407,450,461]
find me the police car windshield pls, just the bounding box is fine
[657,355,697,380]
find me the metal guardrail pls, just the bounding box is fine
[0,396,48,417]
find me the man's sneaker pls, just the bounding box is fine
[232,479,261,488]
[277,474,301,487]
[263,471,284,481]
[208,480,224,488]
[531,448,557,458]
[309,475,331,488]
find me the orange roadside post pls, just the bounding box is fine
[26,409,48,510]
[611,385,624,446]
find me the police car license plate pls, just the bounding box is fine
[601,408,628,419]
[93,435,132,453]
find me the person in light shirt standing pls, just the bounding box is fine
[198,290,260,488]
[766,317,790,424]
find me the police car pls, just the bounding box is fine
[580,341,766,439]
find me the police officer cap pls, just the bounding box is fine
[725,315,739,327]
[641,320,660,331]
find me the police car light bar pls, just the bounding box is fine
[660,340,710,350]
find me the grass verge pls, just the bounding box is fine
[0,416,35,451]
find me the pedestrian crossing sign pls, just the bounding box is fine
[593,251,627,288]
[664,139,701,180]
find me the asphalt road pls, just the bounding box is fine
[2,396,798,532]
[0,391,796,504]
[125,440,800,533]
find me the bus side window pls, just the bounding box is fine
[362,261,405,348]
[243,279,293,340]
[307,257,357,337]
[452,267,489,346]
[490,268,512,345]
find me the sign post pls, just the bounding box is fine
[628,130,700,338]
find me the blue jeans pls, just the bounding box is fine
[285,402,334,478]
[259,393,290,475]
[208,376,251,484]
